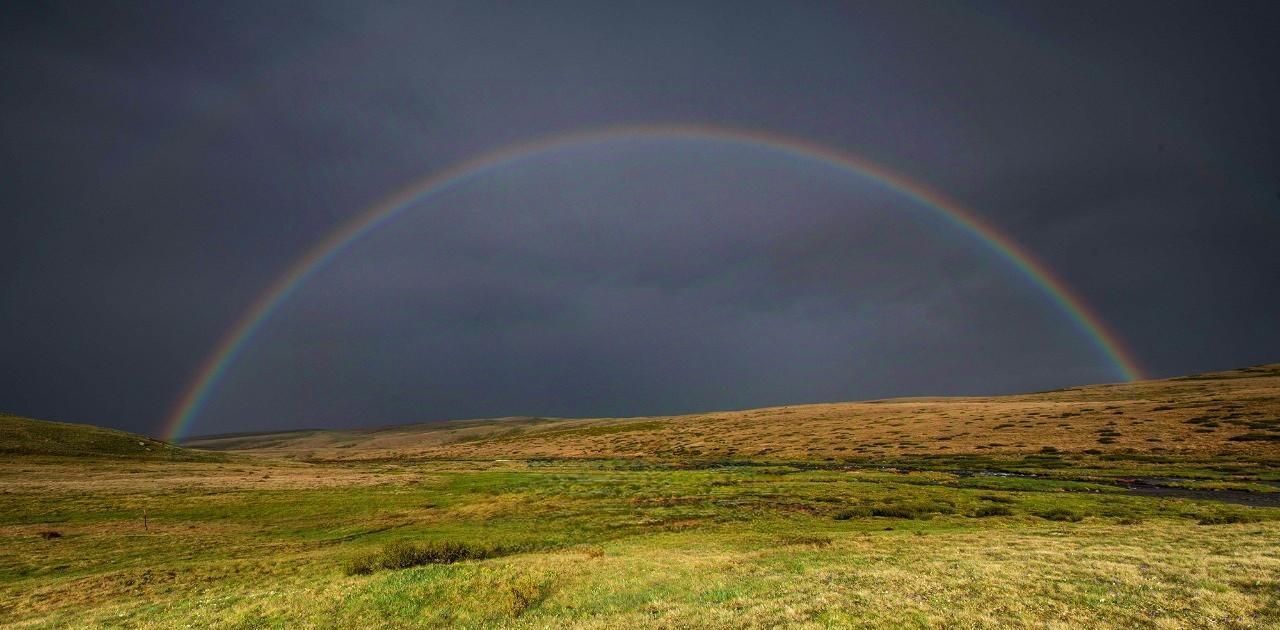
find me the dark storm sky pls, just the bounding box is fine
[2,1,1277,438]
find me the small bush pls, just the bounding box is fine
[833,507,871,520]
[779,534,833,547]
[1228,433,1280,442]
[978,494,1015,504]
[344,554,377,575]
[869,505,920,519]
[37,530,62,540]
[867,502,955,519]
[577,545,605,558]
[1037,508,1084,522]
[344,540,507,575]
[1196,512,1263,525]
[504,576,549,618]
[972,505,1013,517]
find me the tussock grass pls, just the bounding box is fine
[978,493,1016,504]
[1037,507,1086,522]
[1196,511,1264,525]
[344,539,539,575]
[777,534,833,547]
[833,507,867,520]
[971,505,1014,517]
[1229,432,1280,442]
[869,502,955,519]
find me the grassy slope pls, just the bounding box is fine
[184,364,1280,461]
[0,413,218,461]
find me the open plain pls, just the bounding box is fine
[3,365,1279,628]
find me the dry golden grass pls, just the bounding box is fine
[187,364,1280,461]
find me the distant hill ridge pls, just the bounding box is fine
[180,364,1280,461]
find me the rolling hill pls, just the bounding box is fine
[0,413,219,460]
[184,364,1280,461]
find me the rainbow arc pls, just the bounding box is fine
[161,124,1143,441]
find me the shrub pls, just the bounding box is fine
[869,502,955,519]
[577,545,605,558]
[972,505,1013,517]
[344,540,506,575]
[504,576,549,618]
[37,530,62,540]
[1037,508,1084,522]
[1228,433,1280,442]
[977,494,1015,504]
[871,505,922,518]
[344,554,377,576]
[833,507,871,520]
[779,534,833,547]
[1196,512,1263,525]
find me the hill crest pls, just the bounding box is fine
[181,364,1280,461]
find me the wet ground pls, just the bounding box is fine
[1115,478,1280,507]
[954,469,1280,507]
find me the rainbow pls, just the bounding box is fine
[161,123,1144,441]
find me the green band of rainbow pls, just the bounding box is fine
[161,123,1144,441]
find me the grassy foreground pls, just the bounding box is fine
[2,455,1278,628]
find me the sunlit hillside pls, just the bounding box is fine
[186,364,1280,461]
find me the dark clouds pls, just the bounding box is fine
[1,1,1277,436]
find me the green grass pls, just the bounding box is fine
[0,413,220,460]
[510,420,670,440]
[2,454,1279,627]
[344,540,517,575]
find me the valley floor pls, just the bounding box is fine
[2,455,1278,628]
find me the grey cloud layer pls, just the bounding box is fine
[1,1,1276,435]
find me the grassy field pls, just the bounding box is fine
[2,366,1279,628]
